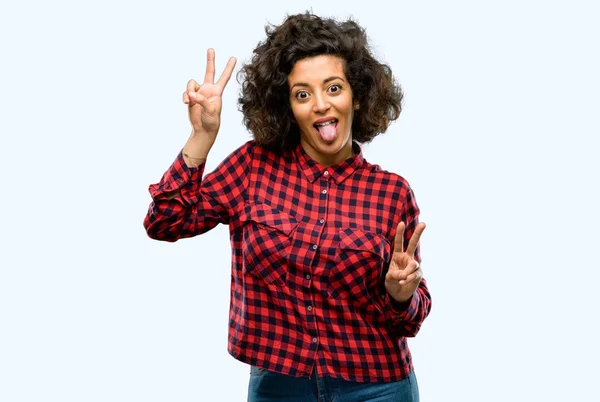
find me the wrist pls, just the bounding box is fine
[389,293,412,309]
[183,131,214,166]
[190,127,218,143]
[182,152,206,168]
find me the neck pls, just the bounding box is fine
[300,140,354,167]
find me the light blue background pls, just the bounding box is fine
[1,0,599,400]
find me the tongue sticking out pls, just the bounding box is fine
[317,122,337,142]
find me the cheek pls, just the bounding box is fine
[294,108,312,127]
[342,106,354,126]
[338,99,354,119]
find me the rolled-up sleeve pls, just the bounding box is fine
[143,141,252,242]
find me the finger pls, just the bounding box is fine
[189,92,209,109]
[386,269,405,282]
[407,260,420,274]
[391,260,419,282]
[406,222,426,257]
[204,48,216,84]
[187,79,200,93]
[399,268,423,285]
[185,80,200,104]
[393,222,406,254]
[216,56,237,90]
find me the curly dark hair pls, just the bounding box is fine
[237,12,403,153]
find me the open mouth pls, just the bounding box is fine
[313,119,339,142]
[313,119,338,129]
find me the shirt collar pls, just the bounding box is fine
[294,142,364,184]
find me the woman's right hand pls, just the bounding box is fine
[183,48,237,142]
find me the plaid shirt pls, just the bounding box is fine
[144,140,431,383]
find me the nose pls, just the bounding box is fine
[312,93,331,113]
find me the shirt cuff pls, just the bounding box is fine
[148,151,205,204]
[385,291,421,323]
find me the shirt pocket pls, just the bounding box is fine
[329,228,391,305]
[239,202,297,287]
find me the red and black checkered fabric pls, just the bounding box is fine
[144,140,431,383]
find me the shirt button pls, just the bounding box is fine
[322,189,327,194]
[305,274,311,280]
[324,171,329,176]
[319,219,325,224]
[312,244,317,250]
[312,337,318,343]
[307,306,313,311]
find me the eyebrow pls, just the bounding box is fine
[290,76,345,90]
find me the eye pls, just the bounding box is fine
[328,84,342,93]
[295,90,309,100]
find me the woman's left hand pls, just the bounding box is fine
[385,221,426,303]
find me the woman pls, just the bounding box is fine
[144,12,430,402]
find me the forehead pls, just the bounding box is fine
[288,55,346,84]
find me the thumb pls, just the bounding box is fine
[189,92,212,109]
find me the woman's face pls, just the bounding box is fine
[288,55,355,166]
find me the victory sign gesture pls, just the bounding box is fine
[181,49,236,167]
[385,221,427,303]
[183,48,237,141]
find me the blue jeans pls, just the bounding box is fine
[247,366,419,402]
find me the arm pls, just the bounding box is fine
[383,279,431,338]
[383,186,432,337]
[143,142,252,241]
[143,48,240,241]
